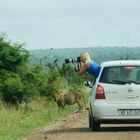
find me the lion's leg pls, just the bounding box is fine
[77,101,84,112]
[62,105,65,111]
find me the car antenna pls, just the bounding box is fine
[125,33,129,60]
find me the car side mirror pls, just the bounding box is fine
[84,81,93,88]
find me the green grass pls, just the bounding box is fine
[0,88,90,140]
[0,100,79,140]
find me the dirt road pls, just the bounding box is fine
[24,110,140,140]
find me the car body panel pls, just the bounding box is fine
[100,83,140,104]
[89,60,140,124]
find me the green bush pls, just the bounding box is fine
[0,38,29,71]
[0,36,49,104]
[22,65,49,97]
[0,35,87,105]
[2,75,26,104]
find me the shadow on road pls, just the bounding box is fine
[44,126,140,135]
[100,126,140,132]
[44,127,90,135]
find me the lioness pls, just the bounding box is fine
[53,92,87,112]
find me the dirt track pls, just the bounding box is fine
[24,109,140,140]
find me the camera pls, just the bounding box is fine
[65,56,81,71]
[65,56,81,63]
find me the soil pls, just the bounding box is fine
[24,109,140,140]
[24,109,88,140]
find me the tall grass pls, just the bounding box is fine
[0,99,81,140]
[0,88,90,140]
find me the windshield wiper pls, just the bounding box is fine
[113,80,139,85]
[126,80,140,84]
[112,80,127,85]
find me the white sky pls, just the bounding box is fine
[0,0,140,50]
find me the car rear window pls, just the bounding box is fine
[99,66,140,84]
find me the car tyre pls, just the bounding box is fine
[89,111,100,131]
[89,111,92,128]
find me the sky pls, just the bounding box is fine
[1,0,140,50]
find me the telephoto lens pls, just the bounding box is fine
[65,57,81,63]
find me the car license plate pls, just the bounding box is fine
[118,109,140,116]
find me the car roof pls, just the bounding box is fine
[100,60,140,67]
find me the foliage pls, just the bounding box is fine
[21,65,48,97]
[0,36,49,104]
[0,96,87,140]
[2,34,140,139]
[0,37,29,71]
[2,74,26,104]
[43,62,87,97]
[0,35,88,104]
[44,63,67,97]
[61,63,87,87]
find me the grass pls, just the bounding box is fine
[0,88,90,140]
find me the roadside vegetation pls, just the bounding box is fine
[2,34,138,140]
[0,35,90,140]
[0,95,89,140]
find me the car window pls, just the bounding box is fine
[99,66,140,84]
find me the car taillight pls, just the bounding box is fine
[95,85,105,99]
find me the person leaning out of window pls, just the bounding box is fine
[75,51,101,81]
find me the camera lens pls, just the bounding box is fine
[65,57,80,63]
[65,59,70,63]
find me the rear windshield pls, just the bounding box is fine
[99,66,140,84]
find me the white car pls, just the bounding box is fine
[89,60,140,131]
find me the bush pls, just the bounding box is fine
[2,75,26,104]
[0,36,49,104]
[21,65,49,97]
[0,38,29,71]
[0,35,87,105]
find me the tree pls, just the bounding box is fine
[0,36,48,104]
[0,37,29,71]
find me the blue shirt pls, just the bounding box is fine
[87,61,101,78]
